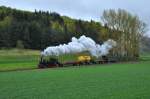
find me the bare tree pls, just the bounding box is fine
[101,9,147,60]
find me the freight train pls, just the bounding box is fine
[38,54,117,68]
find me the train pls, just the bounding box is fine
[38,54,117,68]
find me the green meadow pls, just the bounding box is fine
[0,49,150,99]
[0,49,40,71]
[0,62,150,99]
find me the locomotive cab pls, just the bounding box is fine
[38,56,63,68]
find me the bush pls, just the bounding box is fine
[16,40,24,49]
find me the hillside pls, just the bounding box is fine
[0,6,147,60]
[0,6,106,50]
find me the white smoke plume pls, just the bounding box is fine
[41,35,116,57]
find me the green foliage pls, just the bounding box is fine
[0,16,12,28]
[0,16,12,47]
[0,62,150,99]
[51,21,64,32]
[0,6,146,60]
[16,40,24,49]
[0,6,103,50]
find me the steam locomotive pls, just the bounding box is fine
[38,54,116,68]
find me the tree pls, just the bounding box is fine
[0,16,12,48]
[16,40,24,49]
[28,21,42,49]
[101,9,147,60]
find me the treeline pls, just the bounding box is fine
[101,9,147,60]
[0,6,107,50]
[0,6,147,60]
[140,36,150,54]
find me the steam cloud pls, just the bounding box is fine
[41,35,116,57]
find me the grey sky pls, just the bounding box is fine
[0,0,150,36]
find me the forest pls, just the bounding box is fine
[0,6,147,60]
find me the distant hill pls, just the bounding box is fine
[0,6,148,61]
[0,6,107,50]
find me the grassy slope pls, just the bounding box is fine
[0,49,40,71]
[0,62,150,99]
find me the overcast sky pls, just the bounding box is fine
[0,0,150,36]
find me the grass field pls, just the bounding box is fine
[0,49,95,71]
[0,61,150,99]
[0,49,150,99]
[0,49,89,71]
[0,49,40,71]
